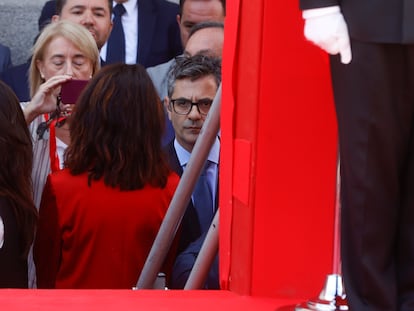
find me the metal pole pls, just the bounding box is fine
[294,156,348,311]
[135,85,222,289]
[184,211,219,290]
[332,160,341,275]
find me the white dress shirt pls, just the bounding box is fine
[100,0,138,64]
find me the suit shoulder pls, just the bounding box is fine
[0,43,11,53]
[2,62,29,78]
[163,139,176,156]
[153,0,180,14]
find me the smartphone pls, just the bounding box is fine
[60,79,89,104]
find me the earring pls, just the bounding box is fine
[40,73,45,79]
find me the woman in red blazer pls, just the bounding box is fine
[34,63,179,289]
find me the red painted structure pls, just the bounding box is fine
[220,0,338,299]
[0,0,338,309]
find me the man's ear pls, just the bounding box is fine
[164,96,172,120]
[51,15,60,23]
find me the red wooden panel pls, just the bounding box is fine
[220,0,338,299]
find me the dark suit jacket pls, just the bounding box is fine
[0,43,12,74]
[164,140,203,254]
[0,197,28,288]
[0,62,30,102]
[135,0,183,67]
[299,0,414,43]
[170,232,219,289]
[38,0,56,31]
[0,1,55,102]
[164,141,220,289]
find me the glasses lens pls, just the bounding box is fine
[197,99,213,114]
[173,99,191,115]
[171,99,213,115]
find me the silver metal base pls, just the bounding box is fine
[294,274,348,311]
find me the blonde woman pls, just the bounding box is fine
[21,20,100,288]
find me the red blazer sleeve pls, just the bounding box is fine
[33,175,61,288]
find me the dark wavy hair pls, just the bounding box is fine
[0,81,37,257]
[65,63,171,190]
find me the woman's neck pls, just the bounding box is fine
[55,120,71,145]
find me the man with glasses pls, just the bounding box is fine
[164,54,221,289]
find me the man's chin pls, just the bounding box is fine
[185,127,202,134]
[88,31,98,41]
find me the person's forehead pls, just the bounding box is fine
[43,36,82,56]
[186,28,223,55]
[63,0,110,10]
[188,27,223,46]
[172,75,218,96]
[182,0,224,22]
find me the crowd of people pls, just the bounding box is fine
[2,1,411,310]
[0,0,225,290]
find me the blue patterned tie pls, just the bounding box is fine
[193,162,214,233]
[106,3,126,64]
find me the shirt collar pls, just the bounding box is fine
[114,0,137,15]
[174,136,220,167]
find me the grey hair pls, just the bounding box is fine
[167,54,222,98]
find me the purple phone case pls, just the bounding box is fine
[60,80,89,104]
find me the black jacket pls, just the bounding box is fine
[299,0,414,43]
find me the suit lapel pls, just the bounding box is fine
[165,140,183,177]
[137,0,157,65]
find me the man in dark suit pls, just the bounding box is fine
[54,0,113,50]
[101,0,182,67]
[147,0,225,146]
[300,1,414,310]
[39,0,57,31]
[147,0,225,100]
[164,54,221,289]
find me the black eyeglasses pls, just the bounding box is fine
[170,98,213,115]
